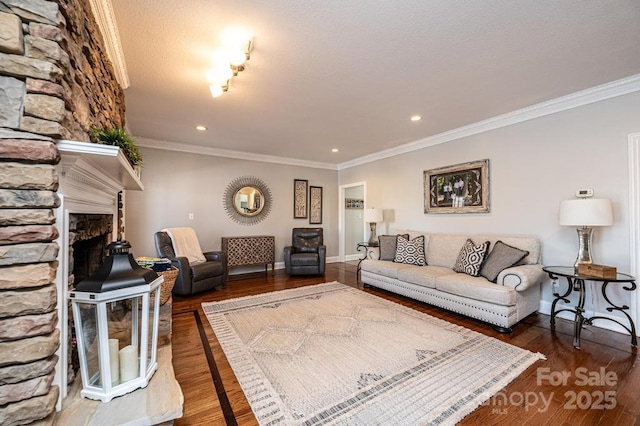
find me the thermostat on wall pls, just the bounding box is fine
[575,189,594,198]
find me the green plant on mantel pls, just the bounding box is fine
[90,126,143,167]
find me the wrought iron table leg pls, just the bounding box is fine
[549,273,573,327]
[585,280,638,347]
[572,279,586,349]
[356,244,367,284]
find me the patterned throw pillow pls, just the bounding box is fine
[480,240,529,283]
[378,234,409,261]
[453,239,491,277]
[394,235,426,266]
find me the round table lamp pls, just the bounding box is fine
[363,208,383,245]
[559,198,613,269]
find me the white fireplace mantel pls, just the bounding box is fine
[53,140,144,410]
[57,139,143,198]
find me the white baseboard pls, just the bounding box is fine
[344,254,362,262]
[538,300,636,337]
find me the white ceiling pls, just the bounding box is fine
[110,0,640,166]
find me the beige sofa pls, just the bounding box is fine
[360,231,546,331]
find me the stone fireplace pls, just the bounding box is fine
[0,1,184,422]
[0,1,153,423]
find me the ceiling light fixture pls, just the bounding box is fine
[207,31,253,99]
[209,83,228,98]
[195,125,207,131]
[331,148,339,153]
[410,115,422,122]
[206,66,233,85]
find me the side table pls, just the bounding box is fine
[542,265,637,349]
[356,242,379,283]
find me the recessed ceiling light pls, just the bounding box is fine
[195,125,207,131]
[331,148,339,153]
[410,115,422,122]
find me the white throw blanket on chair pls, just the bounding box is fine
[162,227,206,264]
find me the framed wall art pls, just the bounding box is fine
[345,198,364,209]
[293,179,308,218]
[424,159,490,214]
[309,186,323,224]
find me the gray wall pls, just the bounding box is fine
[125,148,338,269]
[125,92,639,324]
[338,92,640,317]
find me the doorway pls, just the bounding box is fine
[339,182,366,261]
[627,132,640,334]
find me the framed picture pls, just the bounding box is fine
[345,198,364,209]
[293,179,308,218]
[424,159,490,214]
[309,186,323,224]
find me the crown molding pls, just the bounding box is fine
[338,73,640,170]
[88,0,130,89]
[132,74,639,172]
[135,138,339,170]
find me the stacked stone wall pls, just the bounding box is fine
[0,0,125,424]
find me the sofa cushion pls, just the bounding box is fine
[479,241,529,283]
[361,259,412,279]
[473,235,540,265]
[394,235,426,266]
[453,239,490,277]
[378,234,409,261]
[426,234,469,269]
[397,265,454,289]
[435,273,517,306]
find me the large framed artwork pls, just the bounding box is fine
[293,179,308,218]
[424,159,490,214]
[309,186,323,224]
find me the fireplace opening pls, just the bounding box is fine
[67,214,114,383]
[72,235,109,285]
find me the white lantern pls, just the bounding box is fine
[69,240,163,402]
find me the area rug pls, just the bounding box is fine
[202,282,544,425]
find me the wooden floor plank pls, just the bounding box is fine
[171,262,640,425]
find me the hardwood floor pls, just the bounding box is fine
[171,262,640,425]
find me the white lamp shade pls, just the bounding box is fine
[559,198,613,227]
[363,208,383,223]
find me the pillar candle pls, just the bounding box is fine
[119,345,139,383]
[109,338,120,386]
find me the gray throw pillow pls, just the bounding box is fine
[480,240,529,283]
[453,239,490,277]
[378,234,409,261]
[394,235,426,266]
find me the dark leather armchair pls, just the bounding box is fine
[154,231,227,296]
[283,228,326,275]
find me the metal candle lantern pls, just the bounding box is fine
[69,239,163,402]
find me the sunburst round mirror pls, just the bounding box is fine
[223,176,272,225]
